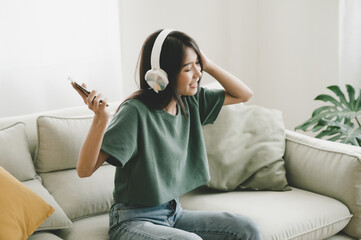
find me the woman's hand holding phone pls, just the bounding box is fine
[68,77,111,120]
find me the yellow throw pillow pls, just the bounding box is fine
[0,166,54,240]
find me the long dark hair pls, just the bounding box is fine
[118,29,203,116]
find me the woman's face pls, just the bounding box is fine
[176,47,202,96]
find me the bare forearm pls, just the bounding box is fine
[205,60,253,103]
[77,117,108,177]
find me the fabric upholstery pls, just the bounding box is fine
[180,187,352,240]
[203,104,289,191]
[35,116,93,173]
[285,130,361,239]
[28,232,64,240]
[0,122,37,181]
[40,166,115,221]
[56,214,109,240]
[0,123,72,231]
[23,179,72,231]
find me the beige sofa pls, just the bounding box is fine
[0,102,360,240]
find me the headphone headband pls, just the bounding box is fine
[145,29,174,93]
[150,29,173,69]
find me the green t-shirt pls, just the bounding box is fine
[101,87,225,206]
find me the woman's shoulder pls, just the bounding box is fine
[117,98,149,116]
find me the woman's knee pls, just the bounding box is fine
[230,213,263,240]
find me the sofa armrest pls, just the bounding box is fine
[284,130,361,239]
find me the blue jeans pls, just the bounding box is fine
[109,199,263,240]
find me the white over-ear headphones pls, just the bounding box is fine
[145,29,174,93]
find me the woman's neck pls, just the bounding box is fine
[164,99,178,116]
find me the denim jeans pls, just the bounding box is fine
[109,198,263,240]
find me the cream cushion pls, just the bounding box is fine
[203,104,289,191]
[180,187,352,240]
[34,116,115,220]
[0,123,37,181]
[28,232,63,240]
[40,166,115,221]
[285,130,361,239]
[23,179,73,231]
[35,116,93,173]
[0,123,71,231]
[56,214,109,240]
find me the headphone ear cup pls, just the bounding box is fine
[145,68,169,93]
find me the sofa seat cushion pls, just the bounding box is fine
[180,187,352,240]
[56,214,109,240]
[28,231,64,240]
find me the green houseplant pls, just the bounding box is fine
[295,84,361,146]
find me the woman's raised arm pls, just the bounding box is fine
[200,51,253,105]
[71,83,111,177]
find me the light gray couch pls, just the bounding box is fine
[0,102,360,240]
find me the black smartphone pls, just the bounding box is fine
[68,77,90,96]
[68,77,108,106]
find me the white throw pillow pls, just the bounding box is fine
[34,116,114,220]
[203,104,290,191]
[35,116,93,173]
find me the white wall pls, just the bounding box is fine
[118,0,344,130]
[339,0,361,88]
[257,0,340,130]
[0,0,122,118]
[1,0,358,132]
[118,0,259,98]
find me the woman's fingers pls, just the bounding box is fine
[99,97,108,110]
[86,91,107,108]
[93,93,103,106]
[86,90,97,107]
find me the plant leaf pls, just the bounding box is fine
[355,88,361,111]
[295,84,361,146]
[327,85,349,108]
[314,94,341,107]
[315,119,361,146]
[346,84,356,110]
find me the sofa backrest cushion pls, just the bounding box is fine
[0,122,37,181]
[34,115,115,220]
[35,116,93,173]
[0,122,72,231]
[203,104,290,191]
[0,105,104,159]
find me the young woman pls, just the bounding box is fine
[73,29,263,240]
